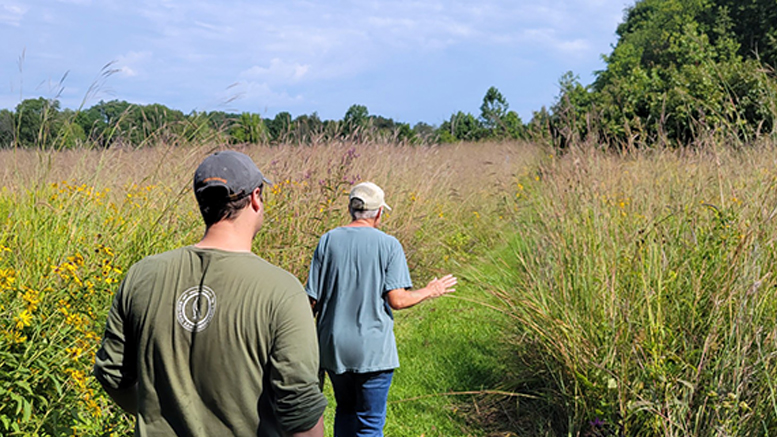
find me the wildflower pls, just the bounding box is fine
[9,330,27,344]
[66,313,84,326]
[0,267,16,289]
[66,346,84,359]
[66,369,89,391]
[22,287,41,312]
[85,396,101,417]
[14,309,33,330]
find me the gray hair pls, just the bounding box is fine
[349,197,380,220]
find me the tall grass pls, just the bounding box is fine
[474,143,777,435]
[0,141,536,436]
[7,138,775,436]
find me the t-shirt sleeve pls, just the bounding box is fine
[384,238,413,292]
[268,288,327,433]
[305,240,323,301]
[93,276,138,390]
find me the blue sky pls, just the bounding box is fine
[1,0,631,125]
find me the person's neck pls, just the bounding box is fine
[195,221,254,252]
[346,218,378,228]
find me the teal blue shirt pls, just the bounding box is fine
[306,227,413,374]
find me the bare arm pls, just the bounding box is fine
[99,381,138,415]
[386,274,457,310]
[290,415,324,437]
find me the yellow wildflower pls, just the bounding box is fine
[0,267,16,290]
[66,346,84,359]
[9,330,27,344]
[14,309,33,330]
[22,287,41,312]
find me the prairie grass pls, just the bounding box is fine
[6,139,777,437]
[0,141,535,436]
[473,143,777,435]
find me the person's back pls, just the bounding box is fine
[308,226,411,374]
[94,150,326,437]
[97,246,322,435]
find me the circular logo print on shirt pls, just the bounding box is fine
[176,286,217,332]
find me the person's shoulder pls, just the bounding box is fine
[241,253,303,287]
[128,246,189,271]
[371,228,401,245]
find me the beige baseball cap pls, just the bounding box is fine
[349,182,392,211]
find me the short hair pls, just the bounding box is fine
[198,185,262,227]
[349,197,380,220]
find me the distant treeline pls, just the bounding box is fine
[0,86,541,149]
[3,0,777,149]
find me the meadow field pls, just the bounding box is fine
[2,140,777,436]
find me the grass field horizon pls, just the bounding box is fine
[2,140,777,436]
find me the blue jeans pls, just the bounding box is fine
[327,370,394,437]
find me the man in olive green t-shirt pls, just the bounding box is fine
[94,150,327,437]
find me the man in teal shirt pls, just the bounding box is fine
[94,150,327,436]
[306,182,457,437]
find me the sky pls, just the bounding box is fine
[1,0,632,126]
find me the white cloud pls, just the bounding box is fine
[518,28,592,57]
[214,80,304,112]
[240,59,310,84]
[55,0,92,5]
[0,3,28,26]
[114,51,152,78]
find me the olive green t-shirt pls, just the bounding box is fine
[94,246,327,436]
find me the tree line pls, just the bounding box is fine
[552,0,777,147]
[3,0,777,149]
[0,86,540,149]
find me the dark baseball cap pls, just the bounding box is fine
[193,150,272,202]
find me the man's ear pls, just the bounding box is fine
[251,186,264,211]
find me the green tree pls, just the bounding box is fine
[291,112,324,144]
[412,122,435,143]
[267,111,292,143]
[0,109,15,148]
[550,72,596,146]
[438,111,484,142]
[15,98,60,148]
[502,111,526,140]
[574,0,777,145]
[230,112,265,144]
[480,86,509,132]
[344,104,370,139]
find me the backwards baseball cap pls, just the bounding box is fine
[193,150,272,202]
[349,182,392,211]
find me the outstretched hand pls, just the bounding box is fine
[426,274,457,298]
